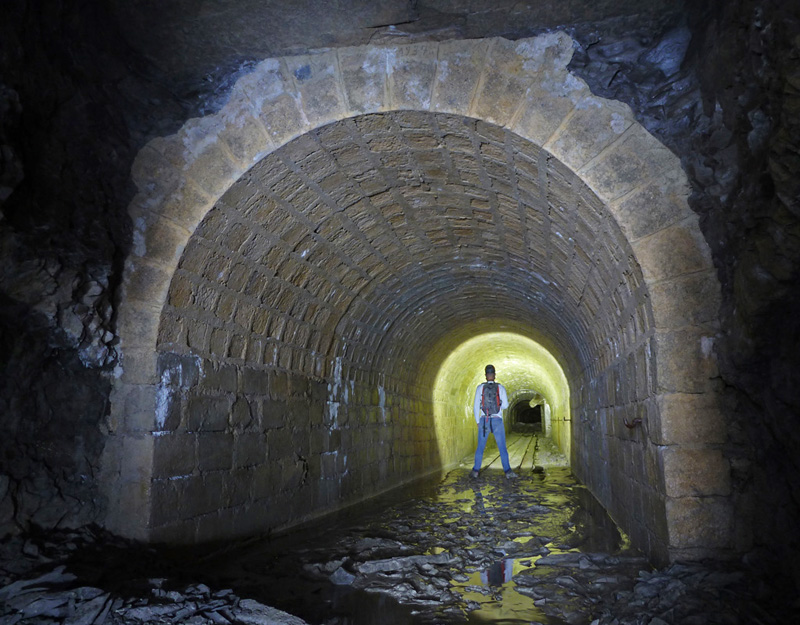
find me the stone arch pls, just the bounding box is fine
[104,33,728,563]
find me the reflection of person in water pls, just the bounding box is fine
[471,484,486,515]
[480,559,513,586]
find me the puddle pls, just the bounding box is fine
[198,457,645,625]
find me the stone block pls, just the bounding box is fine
[150,478,182,527]
[186,395,230,431]
[546,96,633,171]
[158,352,202,389]
[432,39,490,114]
[666,496,733,549]
[631,218,714,285]
[279,457,306,491]
[654,392,727,446]
[217,90,273,166]
[150,519,197,544]
[118,300,160,350]
[251,463,280,500]
[655,328,719,393]
[246,337,266,366]
[225,468,253,508]
[120,347,159,386]
[107,438,153,537]
[235,432,267,468]
[580,123,678,200]
[230,330,252,359]
[309,429,329,455]
[338,46,389,114]
[185,472,226,518]
[649,271,722,330]
[160,181,215,234]
[157,311,186,350]
[183,136,243,198]
[256,92,308,147]
[661,447,731,497]
[288,397,311,429]
[186,321,210,354]
[267,428,293,455]
[610,167,691,241]
[472,39,535,125]
[200,362,238,393]
[387,43,438,111]
[132,214,190,267]
[209,328,229,357]
[198,432,234,471]
[291,426,310,457]
[242,367,269,395]
[231,397,254,429]
[193,510,231,544]
[262,399,288,429]
[130,144,181,201]
[152,432,196,478]
[285,52,348,127]
[270,369,290,398]
[116,383,157,432]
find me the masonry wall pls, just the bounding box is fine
[109,36,730,561]
[148,351,448,542]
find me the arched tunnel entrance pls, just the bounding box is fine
[105,34,729,566]
[510,399,543,429]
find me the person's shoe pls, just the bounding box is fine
[505,470,518,479]
[470,469,479,479]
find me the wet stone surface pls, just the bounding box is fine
[1,438,795,624]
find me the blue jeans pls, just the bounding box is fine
[473,417,511,472]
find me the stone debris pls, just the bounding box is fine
[0,529,310,625]
[0,469,795,625]
[207,467,794,624]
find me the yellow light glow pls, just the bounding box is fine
[430,332,571,466]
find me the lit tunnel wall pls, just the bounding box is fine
[429,330,571,462]
[152,111,652,544]
[106,35,729,565]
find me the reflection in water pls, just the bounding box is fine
[481,559,513,586]
[201,447,644,625]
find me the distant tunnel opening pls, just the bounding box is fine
[513,403,542,427]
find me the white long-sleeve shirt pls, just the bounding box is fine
[473,381,509,423]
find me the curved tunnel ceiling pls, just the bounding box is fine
[159,111,652,389]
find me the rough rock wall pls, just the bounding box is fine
[686,0,800,574]
[0,1,142,535]
[565,0,800,577]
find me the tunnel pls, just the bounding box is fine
[103,34,728,566]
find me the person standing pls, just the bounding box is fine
[471,364,517,479]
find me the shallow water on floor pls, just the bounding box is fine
[201,459,645,625]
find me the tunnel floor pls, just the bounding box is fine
[1,432,791,625]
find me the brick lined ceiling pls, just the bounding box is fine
[159,111,651,385]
